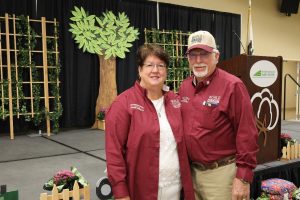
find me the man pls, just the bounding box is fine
[179,30,258,200]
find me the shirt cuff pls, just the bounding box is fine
[112,181,129,198]
[236,166,254,183]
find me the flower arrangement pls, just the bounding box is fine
[43,166,88,192]
[281,133,292,141]
[97,108,107,121]
[281,133,296,147]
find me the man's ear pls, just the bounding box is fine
[215,53,220,64]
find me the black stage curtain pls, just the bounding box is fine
[35,0,118,128]
[0,0,36,17]
[214,12,241,61]
[117,1,157,93]
[159,3,214,33]
[158,3,241,62]
[0,0,37,134]
[0,0,241,131]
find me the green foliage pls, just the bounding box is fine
[69,6,139,59]
[293,187,300,199]
[0,15,62,133]
[0,15,31,121]
[46,23,63,133]
[16,15,43,126]
[0,80,9,119]
[97,108,106,120]
[256,192,270,200]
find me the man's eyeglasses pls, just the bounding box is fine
[143,63,167,70]
[187,52,212,60]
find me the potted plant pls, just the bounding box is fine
[69,7,139,129]
[43,166,88,192]
[97,108,106,130]
[280,132,297,149]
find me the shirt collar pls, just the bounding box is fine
[192,68,218,89]
[135,80,147,96]
[134,80,169,99]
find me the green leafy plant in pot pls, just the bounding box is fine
[97,108,106,121]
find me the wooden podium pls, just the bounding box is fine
[218,54,283,164]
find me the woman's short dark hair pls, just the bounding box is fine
[136,44,169,67]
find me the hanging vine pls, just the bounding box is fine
[16,15,43,126]
[0,14,62,137]
[46,22,62,133]
[16,15,31,122]
[0,14,63,135]
[0,80,9,119]
[0,19,8,119]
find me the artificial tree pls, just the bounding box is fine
[69,6,139,128]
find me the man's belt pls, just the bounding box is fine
[191,155,236,171]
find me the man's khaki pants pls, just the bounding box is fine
[191,162,236,200]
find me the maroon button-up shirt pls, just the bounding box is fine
[105,81,195,200]
[179,68,258,182]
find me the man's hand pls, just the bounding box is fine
[231,178,250,200]
[116,197,130,200]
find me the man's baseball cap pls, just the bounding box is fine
[187,30,218,53]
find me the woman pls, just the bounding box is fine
[105,44,195,200]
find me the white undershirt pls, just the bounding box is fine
[151,97,181,188]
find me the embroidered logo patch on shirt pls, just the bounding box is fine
[180,96,190,103]
[130,104,144,111]
[203,96,220,107]
[171,99,181,108]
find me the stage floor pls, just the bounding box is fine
[1,120,300,199]
[0,128,106,200]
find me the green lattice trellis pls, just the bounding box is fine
[144,28,191,92]
[0,14,62,139]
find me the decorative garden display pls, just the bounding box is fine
[0,14,62,138]
[69,7,139,128]
[97,108,106,130]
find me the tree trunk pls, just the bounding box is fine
[91,55,117,128]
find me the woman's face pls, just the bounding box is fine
[138,55,167,90]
